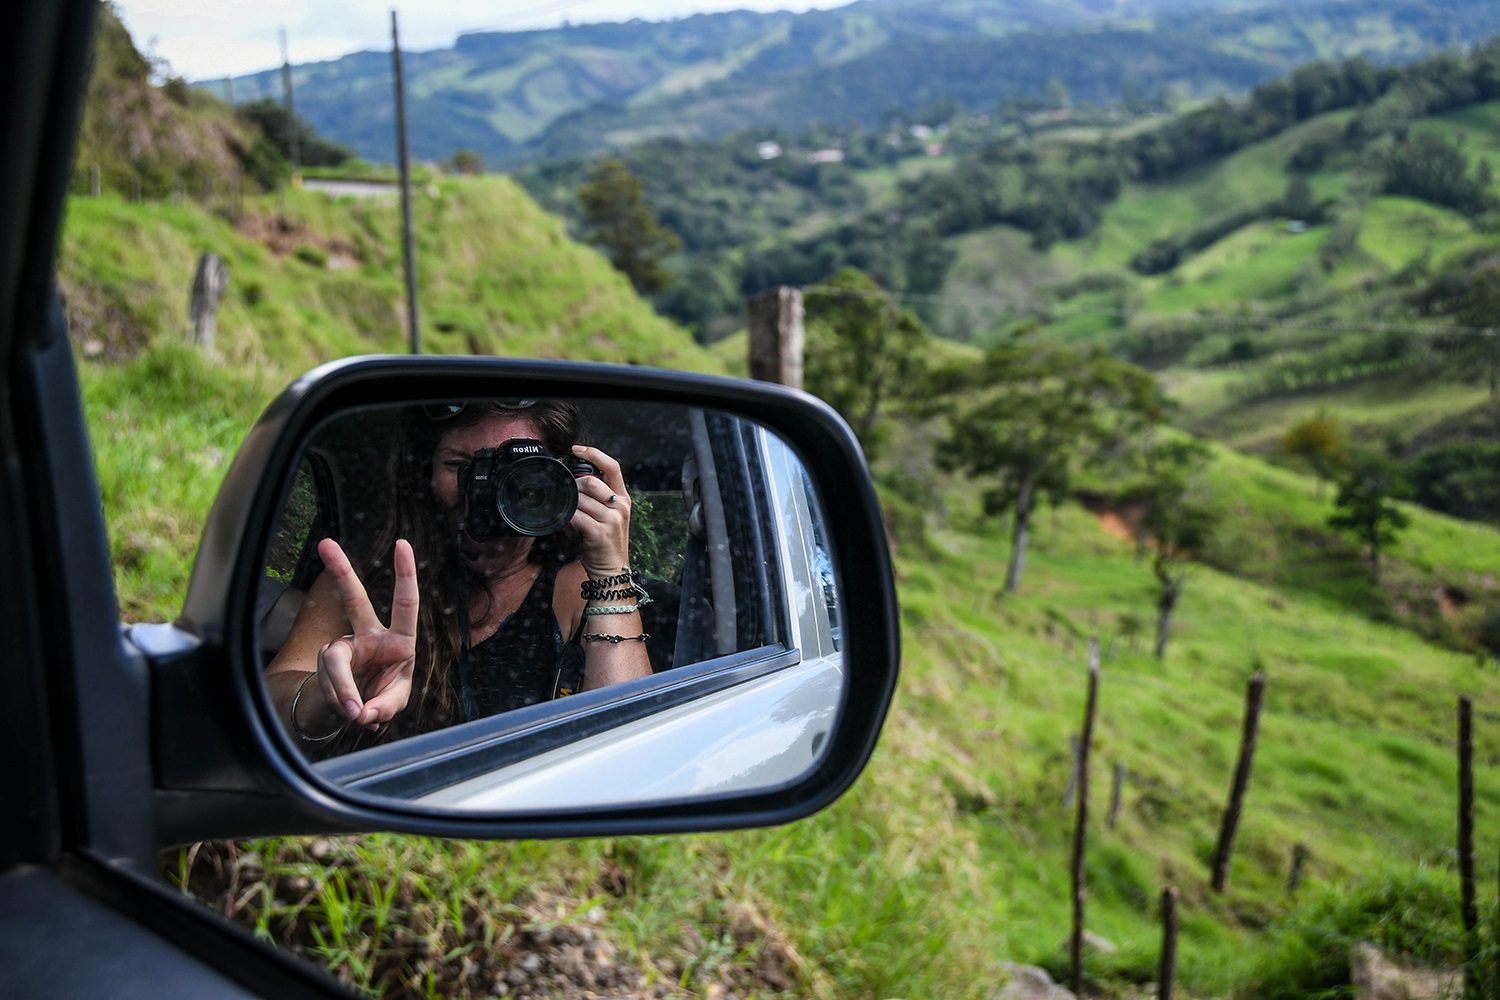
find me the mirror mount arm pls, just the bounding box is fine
[133,622,354,845]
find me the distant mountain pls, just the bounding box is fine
[213,0,1500,167]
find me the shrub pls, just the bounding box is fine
[1239,863,1464,999]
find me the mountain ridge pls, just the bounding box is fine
[208,0,1500,168]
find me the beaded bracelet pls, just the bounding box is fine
[582,632,650,644]
[584,604,639,617]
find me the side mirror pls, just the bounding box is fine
[142,357,898,843]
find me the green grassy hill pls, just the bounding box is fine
[64,179,717,619]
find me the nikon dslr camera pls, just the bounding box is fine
[460,438,597,539]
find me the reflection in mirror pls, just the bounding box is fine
[257,397,846,812]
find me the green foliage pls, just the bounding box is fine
[1380,131,1496,214]
[1116,438,1219,657]
[236,98,354,169]
[1283,410,1349,489]
[578,158,681,295]
[1239,863,1465,999]
[935,338,1166,591]
[1402,441,1500,526]
[1328,451,1413,581]
[445,149,485,175]
[802,268,931,460]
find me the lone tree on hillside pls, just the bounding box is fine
[936,339,1167,593]
[1282,409,1347,496]
[578,158,680,295]
[237,98,354,168]
[804,267,931,462]
[1328,450,1410,582]
[1119,439,1218,658]
[446,149,485,175]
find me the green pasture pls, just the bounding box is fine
[1057,112,1356,271]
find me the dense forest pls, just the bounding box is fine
[523,37,1500,339]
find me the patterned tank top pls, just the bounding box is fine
[456,561,584,720]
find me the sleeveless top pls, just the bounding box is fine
[456,561,585,720]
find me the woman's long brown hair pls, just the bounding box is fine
[323,399,584,752]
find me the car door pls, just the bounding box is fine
[0,3,361,997]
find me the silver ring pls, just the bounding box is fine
[608,494,619,504]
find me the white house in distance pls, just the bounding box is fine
[756,140,783,160]
[806,148,845,164]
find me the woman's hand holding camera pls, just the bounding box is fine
[310,537,420,731]
[570,444,633,580]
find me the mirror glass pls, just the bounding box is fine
[256,397,846,812]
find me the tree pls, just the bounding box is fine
[446,149,485,175]
[937,340,1167,593]
[1282,410,1347,495]
[1281,175,1316,220]
[1328,451,1410,581]
[803,268,931,461]
[578,158,681,295]
[1120,439,1218,658]
[1044,76,1071,111]
[236,98,354,168]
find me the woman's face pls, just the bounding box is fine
[430,412,545,560]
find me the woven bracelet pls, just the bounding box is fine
[584,604,639,617]
[582,632,650,644]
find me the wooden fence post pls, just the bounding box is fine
[1288,843,1309,893]
[1062,734,1081,807]
[1070,638,1101,998]
[747,287,804,389]
[1211,671,1266,892]
[1158,886,1178,1000]
[1459,696,1477,999]
[1108,762,1125,830]
[190,253,229,350]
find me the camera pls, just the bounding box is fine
[459,438,597,539]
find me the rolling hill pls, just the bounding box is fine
[214,0,1500,166]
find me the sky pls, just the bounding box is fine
[116,0,857,80]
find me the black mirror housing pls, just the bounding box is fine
[145,356,898,845]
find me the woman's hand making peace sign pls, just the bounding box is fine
[303,537,420,731]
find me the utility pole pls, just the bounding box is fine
[279,27,301,187]
[391,9,420,353]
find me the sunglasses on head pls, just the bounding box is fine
[420,399,538,422]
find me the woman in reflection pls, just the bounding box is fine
[265,400,652,751]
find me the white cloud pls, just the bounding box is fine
[115,0,855,79]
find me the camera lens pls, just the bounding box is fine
[494,457,577,536]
